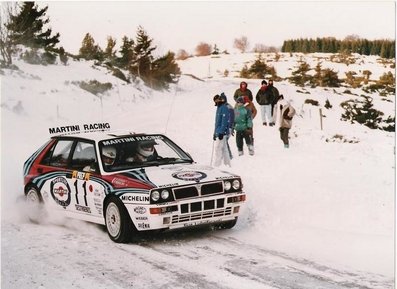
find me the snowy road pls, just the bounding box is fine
[1,55,394,288]
[2,218,391,289]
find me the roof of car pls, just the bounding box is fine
[51,130,151,142]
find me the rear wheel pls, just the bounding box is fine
[25,186,45,223]
[105,197,134,243]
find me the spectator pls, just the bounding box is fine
[234,96,254,156]
[213,93,232,166]
[243,95,257,145]
[268,79,280,122]
[234,81,253,102]
[255,80,274,126]
[273,95,296,148]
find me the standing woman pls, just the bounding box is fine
[273,95,296,148]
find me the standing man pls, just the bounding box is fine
[234,81,253,102]
[255,80,273,126]
[273,95,296,148]
[213,93,232,166]
[268,79,280,125]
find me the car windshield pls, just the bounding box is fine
[98,134,193,172]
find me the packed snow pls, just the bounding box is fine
[1,52,395,289]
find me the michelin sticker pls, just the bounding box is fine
[172,171,207,182]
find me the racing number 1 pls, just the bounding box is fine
[74,179,88,206]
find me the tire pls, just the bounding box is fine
[104,197,134,243]
[25,186,45,223]
[216,217,238,230]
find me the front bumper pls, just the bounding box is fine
[126,192,245,231]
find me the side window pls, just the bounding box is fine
[49,140,74,167]
[71,142,98,172]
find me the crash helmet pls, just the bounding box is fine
[102,146,117,165]
[137,140,156,158]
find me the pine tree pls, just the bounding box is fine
[117,36,135,69]
[150,51,181,89]
[7,2,59,49]
[104,36,117,64]
[133,26,156,78]
[79,33,103,61]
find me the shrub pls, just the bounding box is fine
[340,96,385,129]
[325,99,332,109]
[75,80,113,95]
[304,99,319,106]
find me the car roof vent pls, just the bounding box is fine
[107,129,136,137]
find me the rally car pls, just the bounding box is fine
[23,132,246,242]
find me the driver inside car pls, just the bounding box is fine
[126,140,157,163]
[101,146,117,168]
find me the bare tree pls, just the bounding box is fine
[176,49,190,60]
[234,36,249,53]
[195,42,212,56]
[0,2,17,66]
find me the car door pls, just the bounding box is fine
[68,141,106,220]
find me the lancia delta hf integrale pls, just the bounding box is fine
[23,133,246,242]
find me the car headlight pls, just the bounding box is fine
[232,179,241,190]
[151,190,160,202]
[224,181,231,191]
[161,189,170,200]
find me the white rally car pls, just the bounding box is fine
[23,132,246,242]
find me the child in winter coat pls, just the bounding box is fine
[243,95,257,145]
[234,97,254,156]
[273,95,296,148]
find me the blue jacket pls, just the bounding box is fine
[214,93,233,137]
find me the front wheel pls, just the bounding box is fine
[215,217,238,230]
[105,197,134,243]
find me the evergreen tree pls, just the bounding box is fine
[117,36,135,69]
[7,2,59,49]
[104,36,117,63]
[79,33,103,61]
[133,26,156,78]
[289,61,311,87]
[150,51,181,89]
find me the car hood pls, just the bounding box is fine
[125,163,239,189]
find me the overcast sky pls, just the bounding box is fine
[43,1,396,55]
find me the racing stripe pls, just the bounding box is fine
[23,140,52,177]
[123,169,156,187]
[33,171,68,189]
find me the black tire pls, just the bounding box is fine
[25,186,45,223]
[216,217,238,230]
[104,197,134,243]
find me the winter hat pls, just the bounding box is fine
[261,80,267,85]
[213,94,220,106]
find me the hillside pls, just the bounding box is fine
[1,52,395,289]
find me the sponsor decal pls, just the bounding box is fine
[134,206,147,214]
[50,177,71,207]
[137,223,150,229]
[75,204,91,213]
[172,171,207,182]
[112,177,127,187]
[135,216,148,221]
[72,171,90,181]
[121,194,150,203]
[49,123,111,136]
[101,135,164,146]
[159,183,179,188]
